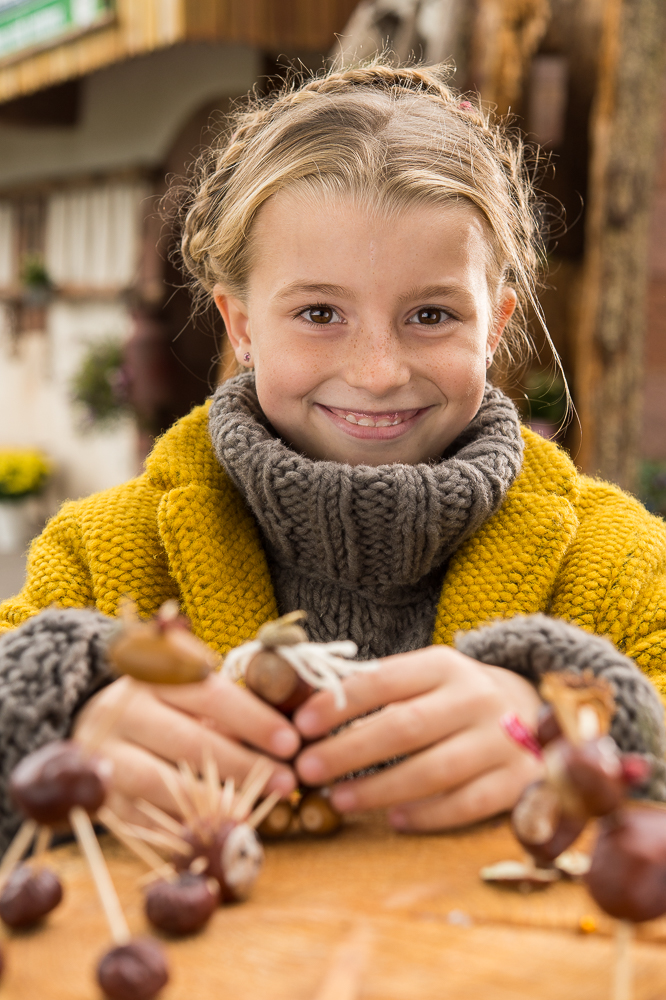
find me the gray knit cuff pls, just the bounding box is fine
[455,614,666,801]
[0,607,117,852]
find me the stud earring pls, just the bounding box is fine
[243,352,251,364]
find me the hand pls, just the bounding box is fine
[293,645,543,832]
[73,674,300,824]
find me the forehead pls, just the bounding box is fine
[247,188,494,298]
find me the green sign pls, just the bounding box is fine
[0,0,113,60]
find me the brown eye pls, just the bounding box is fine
[305,306,335,324]
[414,308,444,325]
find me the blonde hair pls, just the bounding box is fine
[179,61,551,376]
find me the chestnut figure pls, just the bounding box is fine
[511,781,586,867]
[97,937,169,1000]
[245,649,313,716]
[298,789,343,836]
[586,805,666,922]
[144,873,219,935]
[10,740,111,825]
[173,821,264,902]
[547,736,624,817]
[257,799,295,839]
[0,865,63,927]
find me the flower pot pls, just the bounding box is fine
[0,500,30,554]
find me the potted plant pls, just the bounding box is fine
[0,450,51,553]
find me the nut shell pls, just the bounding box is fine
[298,790,343,836]
[512,781,586,866]
[257,799,294,838]
[10,740,111,825]
[97,937,169,1000]
[245,651,313,716]
[144,873,219,935]
[558,737,624,817]
[585,805,666,922]
[173,821,264,902]
[0,865,63,927]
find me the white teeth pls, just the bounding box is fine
[358,418,375,427]
[340,411,406,427]
[376,419,392,427]
[344,413,359,424]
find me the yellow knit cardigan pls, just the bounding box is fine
[2,403,666,695]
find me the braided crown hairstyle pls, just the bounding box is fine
[179,60,551,374]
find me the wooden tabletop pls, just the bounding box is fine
[2,813,666,999]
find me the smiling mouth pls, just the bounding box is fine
[316,403,430,441]
[324,405,421,428]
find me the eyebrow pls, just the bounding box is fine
[396,283,471,304]
[274,282,352,302]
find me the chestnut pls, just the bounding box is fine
[10,740,112,825]
[298,790,343,836]
[546,736,624,817]
[173,820,264,902]
[257,799,294,838]
[0,865,63,928]
[245,650,313,716]
[511,781,586,866]
[144,873,219,935]
[585,804,666,922]
[97,937,168,1000]
[536,705,562,748]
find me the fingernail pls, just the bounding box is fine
[295,709,318,735]
[271,729,299,758]
[389,809,407,830]
[271,770,296,795]
[297,754,326,783]
[330,786,356,811]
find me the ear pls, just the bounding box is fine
[213,285,253,366]
[488,287,517,354]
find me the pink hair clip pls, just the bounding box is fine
[459,100,473,111]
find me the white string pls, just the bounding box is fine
[222,639,378,710]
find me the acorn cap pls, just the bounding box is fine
[256,611,308,649]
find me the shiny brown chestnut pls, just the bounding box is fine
[257,799,294,839]
[511,781,586,866]
[172,820,264,902]
[547,736,624,817]
[298,789,343,836]
[10,740,112,825]
[97,937,169,1000]
[0,865,63,927]
[585,804,666,922]
[144,873,219,935]
[245,650,313,716]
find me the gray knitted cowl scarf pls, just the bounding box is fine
[208,373,524,659]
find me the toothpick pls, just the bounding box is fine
[159,764,199,828]
[0,819,37,894]
[232,759,274,820]
[612,920,633,1000]
[247,790,282,829]
[238,757,266,798]
[178,760,208,828]
[221,777,235,819]
[203,745,221,819]
[123,822,193,858]
[137,864,180,888]
[134,799,189,838]
[70,807,131,946]
[98,807,177,881]
[33,825,52,863]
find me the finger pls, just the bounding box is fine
[294,645,469,737]
[97,738,188,817]
[296,681,496,785]
[154,674,301,759]
[388,761,538,832]
[115,687,296,797]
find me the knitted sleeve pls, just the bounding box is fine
[455,613,666,800]
[0,607,117,852]
[0,501,95,636]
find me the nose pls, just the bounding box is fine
[344,327,411,397]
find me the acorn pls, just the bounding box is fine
[245,650,314,716]
[10,740,112,825]
[511,781,586,867]
[585,804,666,922]
[545,735,624,818]
[172,821,264,902]
[257,798,295,839]
[0,865,63,928]
[97,937,169,1000]
[144,873,219,935]
[298,789,343,836]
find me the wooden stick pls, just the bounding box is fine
[70,806,131,946]
[247,790,282,830]
[0,819,37,893]
[177,760,207,829]
[203,744,221,819]
[221,777,235,819]
[133,799,188,838]
[232,760,274,820]
[613,920,633,1000]
[123,823,193,858]
[159,764,198,828]
[33,825,52,863]
[98,807,177,880]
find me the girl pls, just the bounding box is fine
[1,63,665,851]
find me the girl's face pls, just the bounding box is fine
[215,190,516,466]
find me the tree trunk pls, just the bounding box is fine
[573,0,666,490]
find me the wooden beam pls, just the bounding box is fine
[572,0,666,488]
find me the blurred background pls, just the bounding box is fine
[0,0,665,599]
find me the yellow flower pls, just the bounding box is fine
[0,450,51,498]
